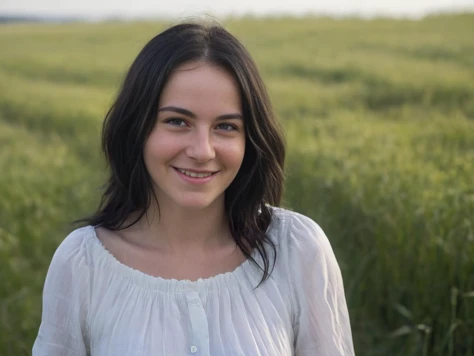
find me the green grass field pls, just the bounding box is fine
[1,14,473,355]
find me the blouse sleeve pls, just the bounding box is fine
[287,213,355,356]
[33,229,91,356]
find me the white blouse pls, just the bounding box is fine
[33,208,355,356]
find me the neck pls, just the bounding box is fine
[131,198,232,252]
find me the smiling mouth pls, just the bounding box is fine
[174,168,217,178]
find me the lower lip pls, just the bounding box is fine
[173,168,217,185]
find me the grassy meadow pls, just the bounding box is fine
[1,14,473,355]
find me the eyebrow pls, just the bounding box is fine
[158,106,243,120]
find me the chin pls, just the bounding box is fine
[175,197,220,210]
[156,189,225,211]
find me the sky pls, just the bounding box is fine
[2,0,474,19]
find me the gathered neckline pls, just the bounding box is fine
[84,225,261,293]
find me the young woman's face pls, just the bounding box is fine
[144,61,245,211]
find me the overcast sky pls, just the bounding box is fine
[2,0,474,19]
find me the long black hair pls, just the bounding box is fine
[81,22,286,285]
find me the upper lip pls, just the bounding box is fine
[173,167,218,174]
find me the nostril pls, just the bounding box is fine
[186,138,216,162]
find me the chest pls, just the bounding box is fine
[87,278,294,356]
[132,248,247,281]
[100,231,247,282]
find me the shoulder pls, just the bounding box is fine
[268,207,338,273]
[36,225,96,335]
[269,207,330,250]
[48,225,96,273]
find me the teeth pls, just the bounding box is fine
[178,169,213,178]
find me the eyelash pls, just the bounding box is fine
[164,118,187,127]
[164,118,239,132]
[216,123,238,131]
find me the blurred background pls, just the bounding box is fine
[1,1,473,355]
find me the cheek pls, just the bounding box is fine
[220,139,245,169]
[145,132,182,162]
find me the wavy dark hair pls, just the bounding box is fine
[81,22,285,285]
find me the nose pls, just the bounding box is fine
[186,130,215,163]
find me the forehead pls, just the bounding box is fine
[158,61,242,113]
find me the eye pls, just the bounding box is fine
[216,123,238,131]
[164,118,187,127]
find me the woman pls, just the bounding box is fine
[33,22,355,355]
